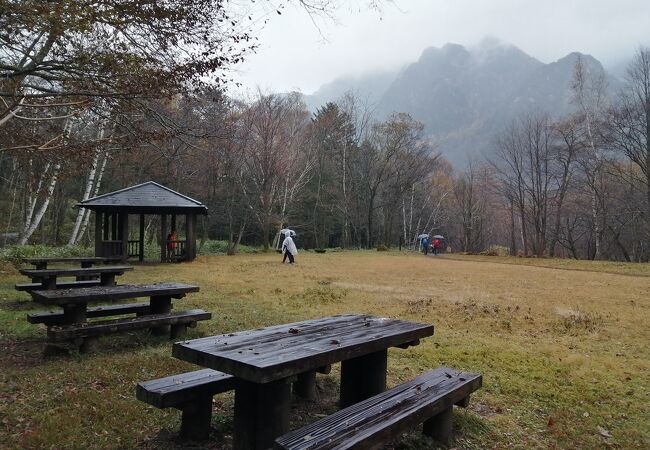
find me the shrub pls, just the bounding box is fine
[197,240,261,255]
[314,248,326,253]
[0,244,93,266]
[376,244,388,252]
[480,245,510,257]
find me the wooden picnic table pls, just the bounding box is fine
[19,265,133,290]
[31,282,199,323]
[29,283,205,348]
[172,314,433,450]
[22,256,122,270]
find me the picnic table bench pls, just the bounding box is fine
[29,282,209,351]
[22,256,122,270]
[18,265,133,291]
[170,314,433,450]
[275,367,482,449]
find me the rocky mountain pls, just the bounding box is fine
[303,68,400,113]
[303,40,620,165]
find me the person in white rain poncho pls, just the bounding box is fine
[282,232,298,264]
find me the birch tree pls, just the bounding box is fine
[606,47,650,260]
[570,55,610,259]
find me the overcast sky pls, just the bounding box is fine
[229,0,650,96]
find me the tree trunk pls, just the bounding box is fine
[76,152,108,244]
[69,148,102,245]
[19,164,61,245]
[509,198,517,256]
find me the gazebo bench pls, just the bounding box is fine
[275,367,482,450]
[27,301,153,326]
[136,369,240,440]
[48,309,211,344]
[15,279,102,292]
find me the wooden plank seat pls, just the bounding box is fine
[48,309,211,342]
[19,266,133,290]
[15,279,102,292]
[22,256,121,270]
[136,369,239,440]
[275,367,482,450]
[27,302,153,326]
[30,283,199,305]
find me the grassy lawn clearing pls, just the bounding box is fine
[0,251,649,449]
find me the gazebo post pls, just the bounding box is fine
[139,214,145,261]
[119,213,129,261]
[103,213,109,240]
[111,212,118,240]
[95,211,103,257]
[160,214,167,263]
[185,213,196,261]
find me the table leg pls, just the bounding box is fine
[63,303,87,324]
[43,276,57,290]
[100,273,116,286]
[180,396,213,440]
[150,295,172,336]
[340,349,387,408]
[233,378,291,450]
[294,371,317,400]
[423,406,453,445]
[78,261,93,281]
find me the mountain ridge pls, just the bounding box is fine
[301,41,621,165]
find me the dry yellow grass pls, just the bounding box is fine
[0,251,649,449]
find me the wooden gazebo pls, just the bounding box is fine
[76,181,208,263]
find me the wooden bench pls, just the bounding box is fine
[136,369,239,440]
[29,283,204,351]
[27,302,152,326]
[48,309,211,343]
[19,266,133,290]
[22,256,122,270]
[275,367,482,450]
[16,279,102,292]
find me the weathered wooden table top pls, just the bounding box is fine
[22,257,120,264]
[19,266,133,277]
[31,283,200,305]
[172,314,433,383]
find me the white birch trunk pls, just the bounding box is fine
[23,161,50,237]
[76,151,108,244]
[69,148,101,244]
[18,163,61,245]
[402,196,407,246]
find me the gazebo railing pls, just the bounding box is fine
[164,240,186,261]
[128,240,140,258]
[101,240,123,258]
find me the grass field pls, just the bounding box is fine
[0,251,649,449]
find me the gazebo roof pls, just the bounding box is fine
[76,181,208,214]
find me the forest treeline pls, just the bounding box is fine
[1,2,649,261]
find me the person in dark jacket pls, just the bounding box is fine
[421,236,430,255]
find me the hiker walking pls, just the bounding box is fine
[432,237,441,255]
[282,232,298,264]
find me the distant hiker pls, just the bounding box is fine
[167,230,177,259]
[282,232,298,264]
[432,238,441,255]
[421,236,430,255]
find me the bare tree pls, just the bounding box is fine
[606,47,650,260]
